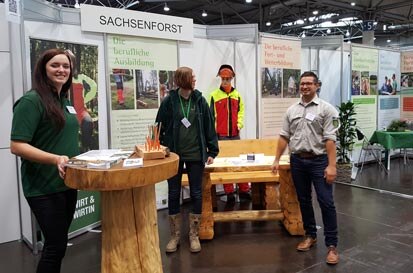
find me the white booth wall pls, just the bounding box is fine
[179,31,257,139]
[0,3,21,244]
[301,45,351,108]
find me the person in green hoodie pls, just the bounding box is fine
[156,66,219,253]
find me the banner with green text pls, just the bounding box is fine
[106,34,178,209]
[259,36,301,138]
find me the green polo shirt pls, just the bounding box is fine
[11,90,79,197]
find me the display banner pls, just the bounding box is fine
[377,95,400,130]
[107,34,177,209]
[351,46,379,96]
[29,38,101,234]
[352,96,377,140]
[400,51,413,119]
[351,46,379,154]
[378,50,400,95]
[260,36,301,138]
[80,4,193,42]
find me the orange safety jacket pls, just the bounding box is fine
[209,87,244,137]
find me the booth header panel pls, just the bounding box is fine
[80,4,193,42]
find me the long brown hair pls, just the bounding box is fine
[174,67,193,90]
[32,48,73,130]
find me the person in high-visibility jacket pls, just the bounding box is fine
[209,64,250,204]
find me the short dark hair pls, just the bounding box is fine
[300,71,319,83]
[174,67,193,90]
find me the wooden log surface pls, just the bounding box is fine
[64,153,179,191]
[213,210,283,222]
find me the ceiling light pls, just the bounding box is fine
[296,19,305,25]
[383,24,387,31]
[202,10,207,17]
[351,2,356,6]
[345,30,350,37]
[266,21,271,26]
[163,3,170,12]
[387,39,391,43]
[74,0,80,8]
[312,10,319,15]
[301,32,306,38]
[246,0,252,3]
[347,40,351,44]
[326,28,331,34]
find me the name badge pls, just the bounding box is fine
[181,117,191,128]
[305,112,315,121]
[66,106,77,114]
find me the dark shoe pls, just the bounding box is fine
[296,236,317,251]
[238,191,252,201]
[326,246,339,265]
[226,193,235,204]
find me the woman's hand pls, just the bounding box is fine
[56,155,69,179]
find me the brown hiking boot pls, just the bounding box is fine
[326,246,339,265]
[296,236,317,251]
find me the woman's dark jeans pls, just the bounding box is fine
[290,154,338,247]
[27,189,77,273]
[168,160,205,215]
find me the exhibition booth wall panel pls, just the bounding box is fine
[24,21,108,149]
[179,37,258,139]
[0,5,21,243]
[0,149,20,244]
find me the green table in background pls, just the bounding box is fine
[370,130,413,170]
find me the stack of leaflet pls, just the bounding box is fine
[74,149,134,169]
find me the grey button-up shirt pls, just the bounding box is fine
[280,96,338,155]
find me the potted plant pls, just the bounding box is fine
[387,119,407,132]
[336,101,357,182]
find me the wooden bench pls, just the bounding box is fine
[185,138,304,240]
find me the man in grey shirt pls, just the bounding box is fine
[272,71,339,265]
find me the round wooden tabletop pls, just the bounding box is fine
[64,153,179,191]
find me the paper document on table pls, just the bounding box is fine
[75,149,133,161]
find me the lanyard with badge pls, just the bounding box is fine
[179,95,191,128]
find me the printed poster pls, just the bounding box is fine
[378,50,400,95]
[107,35,178,209]
[400,51,413,120]
[107,34,177,149]
[351,46,379,96]
[260,37,301,138]
[377,96,400,130]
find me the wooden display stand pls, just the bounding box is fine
[65,153,179,273]
[135,144,167,160]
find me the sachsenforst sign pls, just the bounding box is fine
[80,4,194,42]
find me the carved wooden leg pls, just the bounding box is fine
[278,170,305,235]
[101,186,162,273]
[199,173,214,240]
[264,182,281,210]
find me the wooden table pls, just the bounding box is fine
[370,130,413,170]
[65,154,179,273]
[199,155,304,240]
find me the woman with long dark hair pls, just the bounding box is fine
[10,48,79,273]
